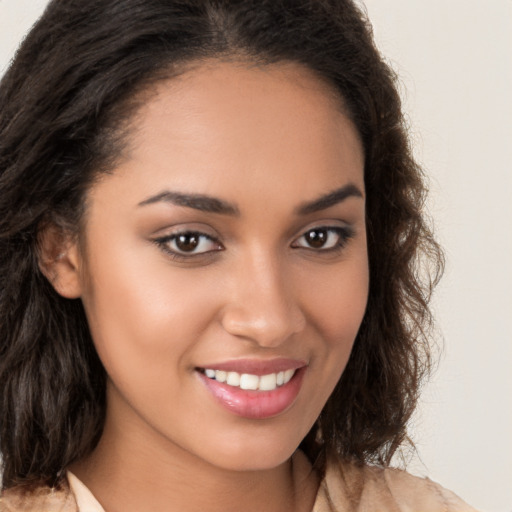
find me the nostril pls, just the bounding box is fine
[219,262,306,345]
[219,302,305,347]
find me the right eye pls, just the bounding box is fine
[154,231,223,259]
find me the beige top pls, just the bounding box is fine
[0,454,478,512]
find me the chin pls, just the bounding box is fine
[193,423,306,472]
[209,449,295,473]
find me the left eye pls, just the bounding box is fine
[156,231,221,255]
[292,227,351,250]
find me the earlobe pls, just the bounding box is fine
[37,224,83,299]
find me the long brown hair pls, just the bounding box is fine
[0,0,443,488]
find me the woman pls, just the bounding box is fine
[0,0,476,510]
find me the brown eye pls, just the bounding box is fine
[292,226,353,251]
[175,233,200,252]
[155,231,222,257]
[304,229,329,248]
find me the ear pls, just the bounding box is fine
[37,223,83,299]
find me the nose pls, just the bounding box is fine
[219,253,306,348]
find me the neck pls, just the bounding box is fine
[70,398,319,512]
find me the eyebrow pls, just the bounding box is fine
[295,183,363,215]
[138,191,240,215]
[138,182,363,216]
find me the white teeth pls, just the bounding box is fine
[226,372,240,386]
[283,369,295,384]
[203,368,296,391]
[240,374,259,390]
[259,373,277,391]
[215,370,227,383]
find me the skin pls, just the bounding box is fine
[47,60,369,512]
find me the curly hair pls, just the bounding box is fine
[0,0,443,488]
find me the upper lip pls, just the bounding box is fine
[196,358,307,376]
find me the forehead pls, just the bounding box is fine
[90,60,364,213]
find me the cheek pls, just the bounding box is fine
[78,240,223,386]
[302,252,369,382]
[308,257,369,341]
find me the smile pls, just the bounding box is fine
[202,368,296,391]
[196,359,306,419]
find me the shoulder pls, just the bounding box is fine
[0,480,77,512]
[314,455,478,512]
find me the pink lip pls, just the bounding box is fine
[196,358,306,376]
[197,363,307,420]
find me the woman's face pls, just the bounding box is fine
[74,60,368,471]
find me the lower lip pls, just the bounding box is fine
[198,368,306,419]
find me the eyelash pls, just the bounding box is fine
[291,226,354,253]
[153,226,354,261]
[153,231,223,261]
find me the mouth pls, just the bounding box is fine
[199,368,296,392]
[195,359,307,419]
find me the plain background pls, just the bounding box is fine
[1,1,511,510]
